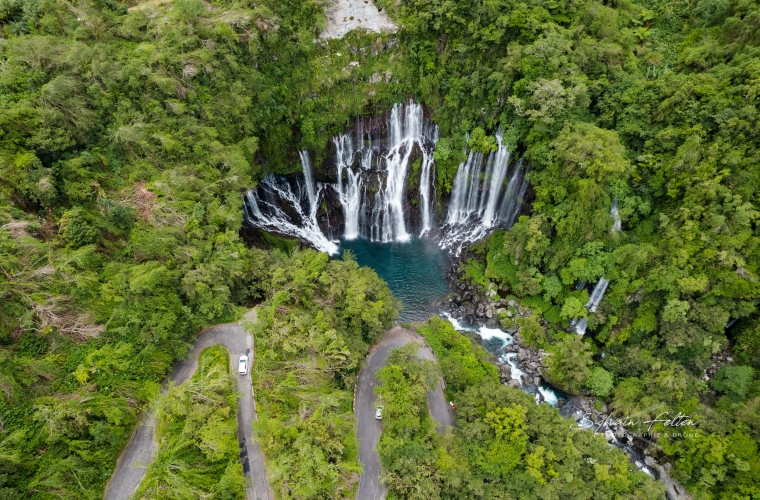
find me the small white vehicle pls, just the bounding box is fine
[238,355,248,375]
[375,404,384,420]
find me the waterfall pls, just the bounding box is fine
[243,153,339,255]
[300,150,317,212]
[419,126,439,235]
[334,134,363,240]
[482,131,511,226]
[611,199,622,231]
[332,100,439,243]
[439,131,527,254]
[572,277,609,335]
[244,101,530,256]
[586,277,609,313]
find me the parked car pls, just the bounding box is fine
[375,404,384,420]
[238,355,248,375]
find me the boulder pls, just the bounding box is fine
[646,458,694,500]
[518,348,528,362]
[533,376,542,387]
[508,379,521,389]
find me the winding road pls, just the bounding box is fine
[104,310,273,500]
[355,325,454,500]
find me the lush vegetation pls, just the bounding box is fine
[137,345,245,499]
[1,0,760,495]
[374,316,663,499]
[250,249,398,499]
[374,342,445,496]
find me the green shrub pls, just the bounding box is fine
[586,366,614,398]
[711,365,755,399]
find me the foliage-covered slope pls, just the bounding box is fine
[386,0,760,495]
[0,0,406,497]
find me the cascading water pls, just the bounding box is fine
[586,277,609,313]
[442,312,561,407]
[243,153,339,255]
[418,127,439,235]
[332,100,439,242]
[439,130,528,254]
[334,134,363,240]
[572,277,610,335]
[611,199,622,232]
[300,150,317,212]
[244,101,531,260]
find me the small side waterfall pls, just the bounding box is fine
[419,127,439,235]
[611,199,622,231]
[300,150,317,212]
[243,153,339,255]
[586,277,609,313]
[572,277,609,335]
[439,131,528,254]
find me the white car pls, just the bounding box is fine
[238,355,248,375]
[375,404,384,420]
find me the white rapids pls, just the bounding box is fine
[442,313,561,407]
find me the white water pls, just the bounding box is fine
[243,168,339,255]
[443,313,560,407]
[300,150,317,213]
[573,277,610,334]
[419,127,439,235]
[611,199,622,231]
[537,385,559,406]
[439,131,528,254]
[245,102,531,258]
[505,353,527,386]
[334,134,363,240]
[586,277,609,313]
[441,312,478,332]
[332,100,439,243]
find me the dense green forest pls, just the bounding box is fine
[375,317,664,498]
[137,345,245,499]
[389,0,760,494]
[1,0,760,496]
